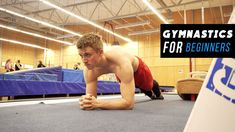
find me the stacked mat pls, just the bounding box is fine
[0,66,122,97]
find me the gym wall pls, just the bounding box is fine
[0,5,232,87]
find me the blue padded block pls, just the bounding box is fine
[3,74,34,81]
[25,73,58,82]
[62,69,85,83]
[0,74,3,80]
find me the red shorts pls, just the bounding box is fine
[134,57,153,91]
[116,57,153,91]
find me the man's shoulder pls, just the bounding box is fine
[107,46,125,51]
[105,47,132,60]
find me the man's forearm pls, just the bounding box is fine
[86,88,97,98]
[95,99,134,110]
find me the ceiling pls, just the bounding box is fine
[0,0,234,43]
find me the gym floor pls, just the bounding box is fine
[0,94,194,132]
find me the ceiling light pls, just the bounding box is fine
[228,8,235,24]
[142,0,169,24]
[115,21,150,29]
[40,0,133,43]
[166,18,174,23]
[128,29,160,36]
[0,37,48,50]
[224,13,231,17]
[0,7,82,37]
[56,34,77,39]
[0,24,73,46]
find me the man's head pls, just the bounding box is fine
[76,33,103,51]
[76,33,104,69]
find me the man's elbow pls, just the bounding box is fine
[123,100,134,110]
[126,105,134,110]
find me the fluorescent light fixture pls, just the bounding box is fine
[0,37,48,50]
[142,0,169,24]
[40,0,133,43]
[0,24,73,46]
[115,20,150,29]
[56,34,77,39]
[0,7,82,37]
[128,28,160,36]
[224,12,231,17]
[228,7,235,24]
[166,18,174,23]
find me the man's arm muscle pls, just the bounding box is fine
[84,69,98,97]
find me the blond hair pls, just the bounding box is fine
[76,33,103,51]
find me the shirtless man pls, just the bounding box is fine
[77,33,163,110]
